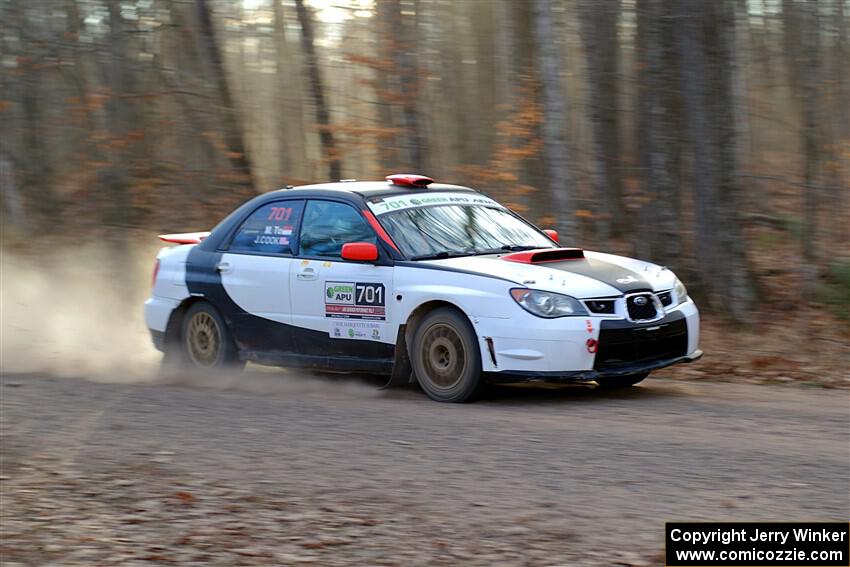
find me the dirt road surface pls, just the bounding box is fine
[1,371,848,566]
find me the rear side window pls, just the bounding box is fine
[229,200,304,255]
[299,200,376,258]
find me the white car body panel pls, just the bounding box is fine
[220,253,293,325]
[144,245,192,332]
[289,258,395,343]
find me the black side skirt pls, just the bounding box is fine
[247,350,395,374]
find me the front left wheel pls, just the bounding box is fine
[411,307,482,403]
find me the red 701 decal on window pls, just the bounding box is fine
[268,207,293,221]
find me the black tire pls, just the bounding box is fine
[410,307,482,403]
[595,372,649,389]
[179,301,244,372]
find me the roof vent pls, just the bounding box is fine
[386,174,434,188]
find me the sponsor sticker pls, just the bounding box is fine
[253,234,289,246]
[366,192,504,215]
[325,282,356,305]
[330,320,385,342]
[325,282,387,338]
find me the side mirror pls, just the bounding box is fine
[543,229,559,244]
[341,242,379,262]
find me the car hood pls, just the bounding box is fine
[419,250,677,298]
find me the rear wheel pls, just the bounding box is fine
[411,308,482,403]
[179,301,243,372]
[595,372,649,389]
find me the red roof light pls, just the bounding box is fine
[386,174,434,188]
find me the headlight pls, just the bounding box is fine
[510,288,588,318]
[674,278,689,305]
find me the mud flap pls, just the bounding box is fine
[379,325,415,390]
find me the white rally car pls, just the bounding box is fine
[145,174,701,402]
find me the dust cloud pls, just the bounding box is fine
[0,239,385,398]
[160,367,387,399]
[1,241,163,381]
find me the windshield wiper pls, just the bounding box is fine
[500,244,542,251]
[471,244,544,255]
[412,245,544,260]
[410,250,476,261]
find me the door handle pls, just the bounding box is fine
[296,267,317,281]
[216,262,232,274]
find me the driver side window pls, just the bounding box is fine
[299,200,376,258]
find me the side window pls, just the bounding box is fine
[229,200,304,255]
[299,200,376,258]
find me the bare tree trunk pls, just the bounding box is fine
[781,0,825,274]
[733,0,753,170]
[295,0,341,180]
[161,0,224,192]
[634,0,651,259]
[671,0,753,318]
[63,0,98,139]
[376,0,400,169]
[396,0,424,171]
[675,0,719,305]
[838,0,849,148]
[800,0,820,268]
[533,0,575,242]
[272,0,292,181]
[8,0,54,213]
[712,0,754,317]
[637,0,680,265]
[0,155,24,229]
[470,0,497,166]
[444,0,470,167]
[580,0,623,240]
[834,0,850,247]
[494,0,515,114]
[781,0,803,92]
[195,0,257,191]
[378,0,424,171]
[106,0,131,227]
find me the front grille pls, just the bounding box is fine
[657,291,673,307]
[626,293,658,321]
[584,299,616,314]
[594,318,688,369]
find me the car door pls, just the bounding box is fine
[289,199,395,359]
[218,199,305,353]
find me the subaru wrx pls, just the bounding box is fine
[145,174,701,402]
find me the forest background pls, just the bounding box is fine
[1,0,847,384]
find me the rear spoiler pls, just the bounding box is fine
[158,231,210,245]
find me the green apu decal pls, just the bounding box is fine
[325,282,355,304]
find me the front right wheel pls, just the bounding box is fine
[411,307,482,403]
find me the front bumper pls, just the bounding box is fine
[476,299,700,379]
[484,349,703,383]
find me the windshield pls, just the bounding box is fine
[378,204,555,259]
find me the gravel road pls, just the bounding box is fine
[1,371,848,566]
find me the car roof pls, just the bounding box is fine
[268,180,478,200]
